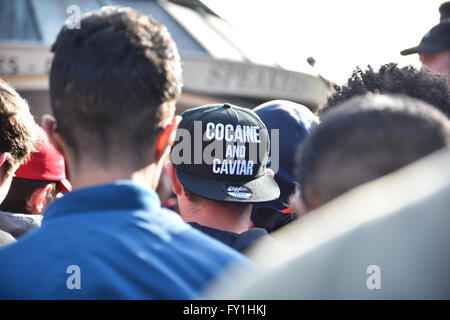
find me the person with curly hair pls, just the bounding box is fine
[318,63,450,117]
[297,94,450,212]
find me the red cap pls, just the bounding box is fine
[14,127,72,192]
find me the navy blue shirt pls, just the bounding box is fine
[188,222,269,252]
[0,181,251,299]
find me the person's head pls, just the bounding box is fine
[0,127,71,215]
[439,2,450,23]
[400,22,450,84]
[167,103,280,232]
[250,100,319,232]
[46,6,182,189]
[319,63,450,118]
[0,79,40,204]
[292,94,450,213]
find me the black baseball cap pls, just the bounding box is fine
[401,22,450,56]
[170,103,280,203]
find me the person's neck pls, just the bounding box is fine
[68,160,160,192]
[182,201,251,234]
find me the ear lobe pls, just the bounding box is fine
[165,161,182,196]
[155,115,182,161]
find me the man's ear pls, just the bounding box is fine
[27,184,54,215]
[0,153,12,186]
[0,153,10,168]
[288,191,309,217]
[265,168,275,178]
[165,161,182,196]
[155,115,182,161]
[41,114,66,157]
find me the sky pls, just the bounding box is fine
[203,0,445,84]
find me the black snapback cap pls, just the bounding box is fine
[401,22,450,56]
[170,103,280,203]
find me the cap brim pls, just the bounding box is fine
[176,168,280,203]
[400,46,420,56]
[401,43,448,56]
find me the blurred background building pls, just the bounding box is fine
[0,0,331,122]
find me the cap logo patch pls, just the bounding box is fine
[224,185,253,199]
[206,122,261,177]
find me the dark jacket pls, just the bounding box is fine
[188,222,269,252]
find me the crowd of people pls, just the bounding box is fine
[0,2,449,299]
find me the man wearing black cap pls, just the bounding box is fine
[401,21,450,85]
[167,103,280,252]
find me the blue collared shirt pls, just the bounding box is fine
[0,181,251,299]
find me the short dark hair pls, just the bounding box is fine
[319,63,450,118]
[50,6,182,167]
[0,79,40,178]
[297,94,450,207]
[0,178,57,214]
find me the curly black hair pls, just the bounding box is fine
[319,63,450,117]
